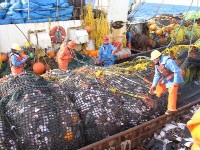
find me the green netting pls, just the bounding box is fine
[183,11,200,20]
[0,61,11,78]
[68,52,95,70]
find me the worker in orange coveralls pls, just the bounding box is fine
[148,50,184,115]
[187,109,200,150]
[56,41,75,71]
[9,43,29,76]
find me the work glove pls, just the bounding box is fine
[173,83,179,87]
[21,56,29,63]
[149,86,156,95]
[25,55,29,59]
[112,50,116,54]
[95,60,104,66]
[21,59,26,63]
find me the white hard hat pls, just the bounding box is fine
[150,50,161,60]
[12,43,22,51]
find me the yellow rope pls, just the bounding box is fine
[109,87,144,99]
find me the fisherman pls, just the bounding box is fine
[56,40,75,71]
[149,50,184,115]
[187,108,200,150]
[9,43,29,76]
[98,36,117,66]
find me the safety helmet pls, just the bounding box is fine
[24,42,33,47]
[67,41,76,49]
[103,36,109,42]
[12,43,22,51]
[150,50,161,60]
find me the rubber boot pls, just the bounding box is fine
[167,84,179,111]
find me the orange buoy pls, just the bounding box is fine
[159,37,166,43]
[155,29,163,35]
[71,114,79,123]
[164,27,171,33]
[64,130,74,141]
[33,62,46,74]
[1,53,8,62]
[149,24,157,31]
[47,51,56,58]
[87,50,98,58]
[84,26,92,33]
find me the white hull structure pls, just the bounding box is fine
[0,0,130,53]
[0,20,81,53]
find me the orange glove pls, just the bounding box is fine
[149,86,156,95]
[174,83,179,87]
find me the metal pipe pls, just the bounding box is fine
[56,0,59,20]
[28,0,30,21]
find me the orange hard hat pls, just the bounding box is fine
[67,41,76,49]
[103,36,109,42]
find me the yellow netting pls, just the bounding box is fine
[95,13,110,49]
[82,3,110,49]
[82,3,96,39]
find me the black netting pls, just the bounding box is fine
[0,73,84,150]
[0,95,18,150]
[61,72,127,144]
[102,73,168,127]
[0,73,47,98]
[49,82,85,149]
[188,50,200,67]
[0,52,199,150]
[59,66,168,145]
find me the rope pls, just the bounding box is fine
[163,0,194,53]
[180,0,199,70]
[152,0,165,18]
[129,1,145,18]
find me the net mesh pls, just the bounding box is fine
[0,73,84,150]
[1,50,199,148]
[59,66,168,144]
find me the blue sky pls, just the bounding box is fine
[131,0,199,6]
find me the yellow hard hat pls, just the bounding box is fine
[24,42,33,47]
[12,43,22,51]
[150,50,161,60]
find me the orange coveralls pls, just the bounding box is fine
[56,43,74,71]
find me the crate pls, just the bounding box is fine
[68,27,89,44]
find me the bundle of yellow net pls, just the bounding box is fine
[95,13,110,48]
[82,3,110,49]
[82,3,96,40]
